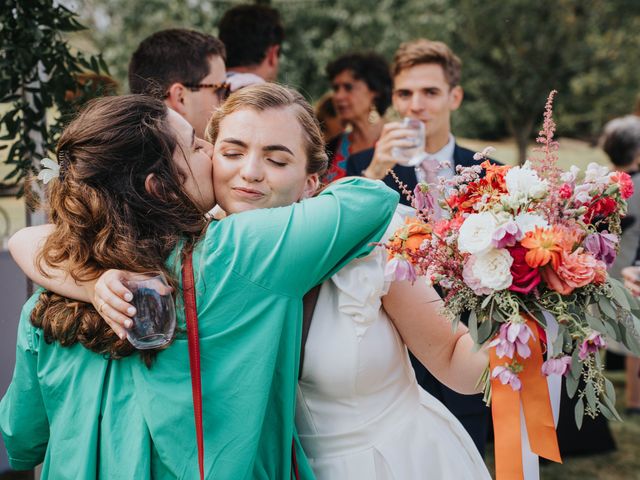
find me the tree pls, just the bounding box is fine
[449,0,640,163]
[0,0,110,199]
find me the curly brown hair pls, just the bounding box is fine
[32,94,208,364]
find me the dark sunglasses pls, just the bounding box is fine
[182,82,231,102]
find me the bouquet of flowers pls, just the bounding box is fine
[384,91,640,478]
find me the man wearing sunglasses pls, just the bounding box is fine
[128,29,229,138]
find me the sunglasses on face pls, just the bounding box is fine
[182,82,231,102]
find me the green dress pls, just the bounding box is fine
[0,178,399,479]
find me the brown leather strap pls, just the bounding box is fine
[299,284,321,379]
[181,249,205,480]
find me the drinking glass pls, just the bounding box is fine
[125,272,176,349]
[391,117,426,167]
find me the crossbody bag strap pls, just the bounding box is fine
[181,249,205,480]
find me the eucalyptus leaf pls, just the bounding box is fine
[599,401,616,421]
[566,372,580,398]
[585,312,607,334]
[604,377,616,402]
[574,398,584,430]
[609,278,631,310]
[477,316,494,344]
[585,382,597,410]
[601,393,622,421]
[481,295,493,310]
[468,310,479,343]
[570,348,582,380]
[599,297,618,320]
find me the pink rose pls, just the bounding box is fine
[557,248,598,289]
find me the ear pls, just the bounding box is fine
[266,44,280,67]
[165,83,188,115]
[449,86,464,111]
[145,173,161,198]
[301,173,320,199]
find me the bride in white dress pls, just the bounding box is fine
[296,208,491,479]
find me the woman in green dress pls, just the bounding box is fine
[0,90,398,479]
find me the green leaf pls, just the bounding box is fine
[574,398,584,430]
[468,310,479,343]
[477,315,494,344]
[604,377,616,402]
[585,312,607,333]
[609,278,631,310]
[598,297,617,320]
[566,371,580,398]
[585,381,597,410]
[481,294,493,310]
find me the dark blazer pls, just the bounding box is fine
[347,144,484,206]
[347,143,493,456]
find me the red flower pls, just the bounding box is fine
[559,183,573,199]
[584,196,617,224]
[508,244,542,294]
[611,171,634,200]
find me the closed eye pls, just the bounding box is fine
[268,158,287,167]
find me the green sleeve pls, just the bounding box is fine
[203,177,399,297]
[0,293,50,470]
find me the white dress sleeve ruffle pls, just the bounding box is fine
[331,206,415,339]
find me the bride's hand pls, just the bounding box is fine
[91,269,138,339]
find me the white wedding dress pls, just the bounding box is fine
[295,209,491,479]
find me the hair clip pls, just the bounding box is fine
[37,157,61,184]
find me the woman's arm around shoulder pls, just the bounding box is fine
[210,177,399,296]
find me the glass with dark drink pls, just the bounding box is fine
[125,272,176,349]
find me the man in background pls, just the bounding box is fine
[128,28,228,138]
[348,38,491,456]
[218,4,284,91]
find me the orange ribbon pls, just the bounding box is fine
[490,315,562,479]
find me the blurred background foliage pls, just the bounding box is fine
[68,0,640,153]
[6,0,640,162]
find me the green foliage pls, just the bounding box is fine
[0,0,109,193]
[50,0,640,164]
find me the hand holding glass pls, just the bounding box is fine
[391,118,426,167]
[125,272,176,349]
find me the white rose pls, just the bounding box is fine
[560,165,580,184]
[458,212,498,254]
[472,249,514,291]
[505,162,548,200]
[514,212,548,240]
[584,162,611,186]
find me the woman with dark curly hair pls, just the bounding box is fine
[324,52,392,182]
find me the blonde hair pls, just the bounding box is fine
[392,39,462,88]
[206,83,328,176]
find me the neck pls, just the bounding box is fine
[425,128,451,154]
[228,64,270,81]
[349,116,383,147]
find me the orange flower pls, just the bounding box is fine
[388,218,431,257]
[403,218,431,254]
[481,160,510,189]
[521,226,570,269]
